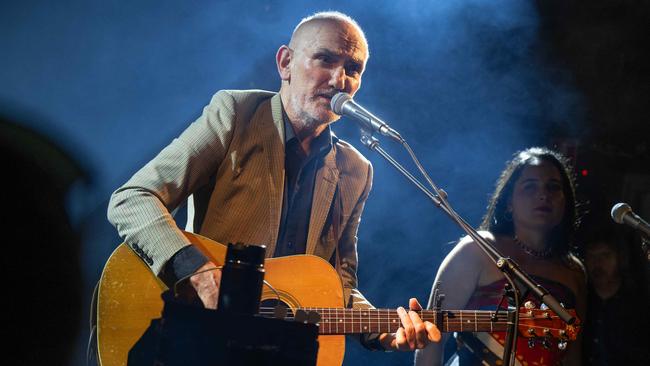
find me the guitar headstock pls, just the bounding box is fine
[517,302,580,349]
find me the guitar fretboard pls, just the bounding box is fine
[297,308,509,335]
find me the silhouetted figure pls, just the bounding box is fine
[582,227,650,366]
[0,114,85,365]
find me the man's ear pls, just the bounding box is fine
[276,45,292,81]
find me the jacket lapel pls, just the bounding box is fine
[266,92,339,257]
[306,148,339,255]
[263,93,286,257]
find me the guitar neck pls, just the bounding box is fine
[299,308,509,335]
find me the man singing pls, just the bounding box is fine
[108,11,439,351]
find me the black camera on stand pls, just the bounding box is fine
[128,243,319,366]
[218,242,266,315]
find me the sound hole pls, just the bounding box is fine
[259,298,294,320]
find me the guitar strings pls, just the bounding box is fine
[255,316,567,327]
[256,314,562,322]
[255,313,571,329]
[255,308,573,334]
[257,307,565,319]
[256,308,571,319]
[257,306,568,314]
[257,313,558,318]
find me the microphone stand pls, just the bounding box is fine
[641,236,650,262]
[358,130,576,366]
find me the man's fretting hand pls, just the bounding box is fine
[379,298,441,351]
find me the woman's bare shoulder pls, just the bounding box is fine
[445,231,497,263]
[456,230,495,248]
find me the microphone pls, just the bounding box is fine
[611,202,650,237]
[331,92,404,143]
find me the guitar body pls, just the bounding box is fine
[97,231,346,366]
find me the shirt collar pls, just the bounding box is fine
[282,111,334,157]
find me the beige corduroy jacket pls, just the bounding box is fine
[108,89,374,308]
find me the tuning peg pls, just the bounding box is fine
[540,303,549,310]
[524,301,536,309]
[542,337,551,350]
[543,328,552,337]
[528,338,535,349]
[558,340,568,350]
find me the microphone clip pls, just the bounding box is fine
[360,129,380,151]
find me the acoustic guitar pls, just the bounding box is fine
[97,231,580,366]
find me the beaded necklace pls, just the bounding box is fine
[513,236,553,258]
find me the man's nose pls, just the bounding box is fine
[329,66,346,91]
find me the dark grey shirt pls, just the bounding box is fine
[274,118,333,257]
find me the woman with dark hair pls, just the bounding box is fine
[415,147,587,366]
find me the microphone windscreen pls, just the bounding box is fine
[331,92,352,115]
[611,202,632,224]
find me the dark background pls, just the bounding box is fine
[1,0,648,365]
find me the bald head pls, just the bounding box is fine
[289,12,369,61]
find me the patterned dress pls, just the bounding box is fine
[452,276,576,366]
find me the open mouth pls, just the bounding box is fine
[315,90,337,100]
[315,95,335,110]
